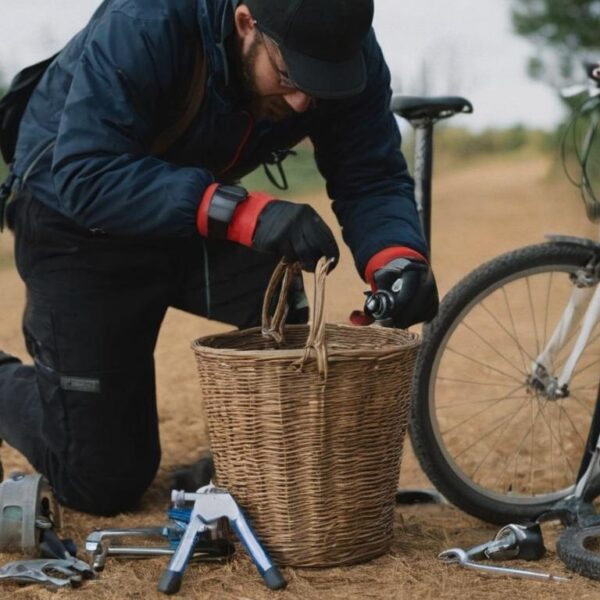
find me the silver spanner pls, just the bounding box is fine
[86,526,229,571]
[87,527,182,571]
[0,557,88,588]
[438,548,569,581]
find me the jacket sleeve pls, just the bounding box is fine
[51,9,212,237]
[309,30,427,279]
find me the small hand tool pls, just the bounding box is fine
[0,557,88,588]
[438,548,569,581]
[85,527,232,571]
[158,484,286,594]
[465,523,546,562]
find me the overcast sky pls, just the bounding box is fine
[0,0,569,130]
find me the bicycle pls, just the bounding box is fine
[387,64,600,576]
[375,63,600,578]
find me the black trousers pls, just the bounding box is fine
[0,190,306,515]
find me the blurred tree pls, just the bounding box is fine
[512,0,600,88]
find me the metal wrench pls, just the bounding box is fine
[86,527,180,570]
[0,557,87,588]
[438,548,569,581]
[86,526,232,571]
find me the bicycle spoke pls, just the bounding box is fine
[530,395,535,496]
[538,400,569,492]
[568,392,594,418]
[436,375,517,388]
[526,276,541,357]
[536,401,579,480]
[437,395,526,410]
[469,395,530,480]
[444,345,526,386]
[509,398,544,494]
[499,398,577,495]
[449,395,529,460]
[480,298,536,367]
[550,398,555,492]
[543,272,553,350]
[440,384,526,436]
[502,286,530,372]
[492,397,538,492]
[457,320,528,379]
[570,384,600,393]
[557,401,590,447]
[572,354,600,380]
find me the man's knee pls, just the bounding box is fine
[50,451,161,516]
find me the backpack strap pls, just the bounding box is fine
[151,47,207,156]
[0,53,58,165]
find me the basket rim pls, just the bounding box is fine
[191,323,421,359]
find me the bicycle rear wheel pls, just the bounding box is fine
[410,242,600,524]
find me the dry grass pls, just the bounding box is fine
[0,154,599,598]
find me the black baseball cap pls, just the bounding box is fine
[243,0,374,99]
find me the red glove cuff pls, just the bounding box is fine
[196,185,274,247]
[227,191,274,247]
[365,246,428,287]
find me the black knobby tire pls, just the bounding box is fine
[410,242,600,524]
[557,524,600,580]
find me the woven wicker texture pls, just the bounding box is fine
[192,259,420,567]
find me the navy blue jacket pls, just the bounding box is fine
[13,0,426,277]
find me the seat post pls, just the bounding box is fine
[411,119,434,253]
[390,94,473,260]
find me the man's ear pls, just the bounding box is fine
[234,4,257,39]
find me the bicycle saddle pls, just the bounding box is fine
[391,95,473,121]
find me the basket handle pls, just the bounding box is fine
[261,257,334,380]
[293,256,334,381]
[261,260,299,344]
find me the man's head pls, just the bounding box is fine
[233,0,374,118]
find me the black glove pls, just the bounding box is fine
[364,258,439,328]
[252,201,339,272]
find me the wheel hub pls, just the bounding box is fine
[526,364,569,400]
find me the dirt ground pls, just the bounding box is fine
[0,153,599,599]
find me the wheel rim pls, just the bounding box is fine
[430,261,600,506]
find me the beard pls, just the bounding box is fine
[240,37,295,122]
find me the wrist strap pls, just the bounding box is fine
[365,246,428,285]
[197,184,248,238]
[197,184,274,247]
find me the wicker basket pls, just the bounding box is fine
[192,258,420,567]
